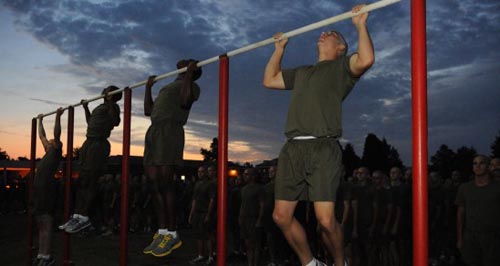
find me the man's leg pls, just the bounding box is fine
[273,200,313,265]
[160,165,176,230]
[150,165,182,257]
[37,214,53,256]
[314,201,344,266]
[75,170,100,217]
[147,166,166,229]
[143,166,166,254]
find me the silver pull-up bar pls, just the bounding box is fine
[37,0,400,118]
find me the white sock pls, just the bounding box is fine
[37,254,50,259]
[305,258,317,266]
[158,229,169,235]
[168,230,178,238]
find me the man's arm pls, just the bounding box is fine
[263,32,288,90]
[37,115,50,152]
[144,75,156,116]
[349,4,375,77]
[341,200,350,226]
[180,61,200,109]
[81,100,91,124]
[107,102,121,127]
[54,108,64,144]
[189,199,196,225]
[456,206,465,249]
[352,199,358,238]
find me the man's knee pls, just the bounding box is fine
[317,216,336,234]
[272,210,292,228]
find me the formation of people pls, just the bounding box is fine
[27,4,500,266]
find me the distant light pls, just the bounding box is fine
[229,169,238,177]
[181,175,186,181]
[5,185,10,190]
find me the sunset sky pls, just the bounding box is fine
[1,0,499,165]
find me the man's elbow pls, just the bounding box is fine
[262,78,282,90]
[360,55,375,70]
[262,78,272,89]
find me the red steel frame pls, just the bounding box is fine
[411,1,428,266]
[216,55,229,266]
[119,88,132,265]
[27,118,36,266]
[27,2,428,265]
[63,107,74,266]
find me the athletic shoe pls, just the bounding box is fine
[143,233,162,255]
[151,234,182,257]
[58,216,77,230]
[189,255,205,265]
[315,259,327,266]
[205,256,214,265]
[64,218,91,233]
[37,257,55,266]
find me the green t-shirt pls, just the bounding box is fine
[240,183,265,217]
[151,79,200,125]
[282,55,358,139]
[455,180,500,232]
[36,147,62,179]
[86,103,120,139]
[192,179,217,213]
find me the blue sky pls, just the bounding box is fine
[0,0,499,166]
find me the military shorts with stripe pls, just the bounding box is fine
[275,137,343,201]
[143,121,184,167]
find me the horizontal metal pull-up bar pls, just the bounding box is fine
[37,0,400,118]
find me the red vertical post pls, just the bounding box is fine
[27,118,37,266]
[216,55,229,266]
[63,107,74,266]
[120,88,132,266]
[411,1,428,266]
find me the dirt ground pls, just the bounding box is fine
[0,212,262,266]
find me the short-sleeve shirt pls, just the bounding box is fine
[86,103,120,139]
[281,55,358,139]
[353,183,377,227]
[151,79,200,125]
[36,147,62,179]
[192,179,217,213]
[455,180,500,232]
[240,183,265,217]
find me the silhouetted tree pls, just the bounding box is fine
[362,133,383,171]
[343,143,361,178]
[200,138,218,163]
[17,156,29,161]
[63,146,81,160]
[388,145,404,169]
[361,133,403,173]
[430,144,456,178]
[0,148,9,160]
[491,131,500,157]
[453,146,477,179]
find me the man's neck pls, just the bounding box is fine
[474,175,489,186]
[318,52,338,62]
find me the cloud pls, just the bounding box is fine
[1,0,499,164]
[29,98,68,106]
